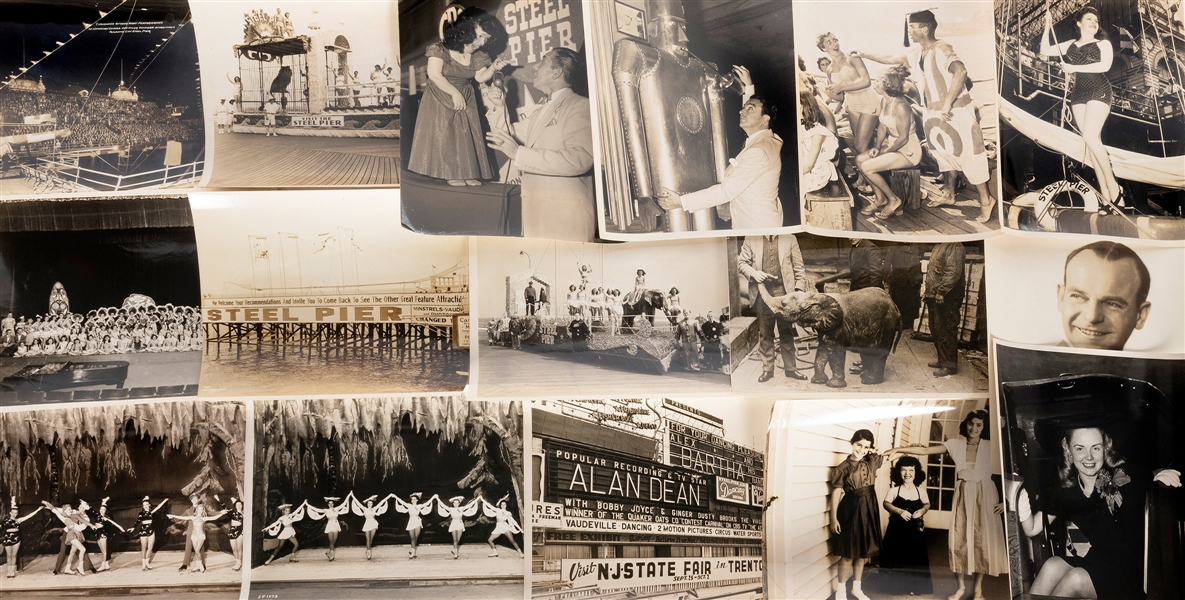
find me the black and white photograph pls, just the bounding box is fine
[400,0,596,241]
[995,340,1185,599]
[729,233,988,395]
[251,395,523,600]
[189,191,469,397]
[0,399,246,597]
[766,398,1009,600]
[796,1,1001,239]
[192,1,399,188]
[997,0,1185,240]
[0,196,202,406]
[0,0,205,197]
[475,235,730,397]
[589,0,802,240]
[530,397,769,598]
[985,234,1184,354]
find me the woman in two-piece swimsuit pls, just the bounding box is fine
[817,32,880,158]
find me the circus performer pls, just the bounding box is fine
[890,410,1006,600]
[3,498,43,579]
[305,493,353,561]
[49,282,69,316]
[394,492,438,559]
[606,289,624,336]
[262,501,306,565]
[215,495,245,571]
[89,497,126,572]
[566,284,579,317]
[829,430,884,600]
[167,504,227,573]
[350,494,391,560]
[133,496,168,570]
[438,495,480,559]
[623,269,647,305]
[666,287,683,326]
[480,495,522,558]
[407,11,510,186]
[43,500,90,576]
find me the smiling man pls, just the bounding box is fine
[1057,241,1152,351]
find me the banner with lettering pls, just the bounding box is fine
[561,557,764,591]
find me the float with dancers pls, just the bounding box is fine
[486,261,728,375]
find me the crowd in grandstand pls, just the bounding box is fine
[1,305,202,357]
[0,89,199,151]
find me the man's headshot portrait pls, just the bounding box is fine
[1057,241,1151,351]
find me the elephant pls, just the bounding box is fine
[756,284,901,387]
[621,289,667,329]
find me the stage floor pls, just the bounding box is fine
[208,132,399,188]
[250,543,523,583]
[2,549,241,595]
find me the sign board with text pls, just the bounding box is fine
[561,557,764,591]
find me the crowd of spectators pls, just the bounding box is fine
[0,89,199,151]
[2,305,202,357]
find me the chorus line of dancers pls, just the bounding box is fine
[2,495,244,579]
[261,491,521,565]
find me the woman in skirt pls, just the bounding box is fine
[262,502,306,565]
[3,497,43,578]
[43,499,91,576]
[438,495,480,559]
[350,494,391,560]
[480,495,522,558]
[394,492,437,559]
[133,496,168,570]
[215,495,244,571]
[306,493,352,561]
[829,429,884,600]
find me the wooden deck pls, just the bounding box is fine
[208,132,399,187]
[853,174,1000,236]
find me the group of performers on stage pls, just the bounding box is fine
[260,491,522,564]
[2,494,244,579]
[2,305,202,357]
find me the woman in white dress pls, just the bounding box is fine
[305,493,352,561]
[262,501,306,565]
[437,495,480,559]
[350,494,390,560]
[394,492,438,559]
[480,495,522,557]
[167,504,227,573]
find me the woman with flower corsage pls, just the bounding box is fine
[1014,414,1182,599]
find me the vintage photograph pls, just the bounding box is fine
[995,341,1185,599]
[475,235,730,397]
[192,1,399,188]
[588,0,800,239]
[986,234,1184,354]
[796,2,1001,239]
[997,0,1184,241]
[766,398,1009,600]
[400,0,596,240]
[0,399,246,597]
[0,0,205,196]
[251,396,522,599]
[189,191,469,396]
[729,233,988,395]
[530,397,769,598]
[0,196,202,405]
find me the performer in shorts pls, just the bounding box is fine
[305,494,353,561]
[480,495,523,558]
[134,496,168,570]
[215,495,245,571]
[262,502,305,565]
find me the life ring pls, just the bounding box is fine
[1007,179,1102,231]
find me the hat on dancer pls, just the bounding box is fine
[449,496,465,504]
[409,492,423,501]
[904,8,938,47]
[142,496,151,503]
[101,497,110,507]
[363,495,378,504]
[277,503,293,511]
[9,496,16,510]
[77,500,90,511]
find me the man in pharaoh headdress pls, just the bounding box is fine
[49,282,70,316]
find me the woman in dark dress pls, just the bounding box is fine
[1015,418,1182,598]
[408,12,510,186]
[879,456,932,595]
[1040,7,1121,208]
[830,429,884,600]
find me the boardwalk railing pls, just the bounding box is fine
[36,156,205,192]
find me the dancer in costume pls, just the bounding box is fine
[480,495,523,557]
[167,504,228,573]
[262,502,306,565]
[134,496,168,570]
[215,495,245,571]
[90,497,126,572]
[438,495,480,559]
[350,494,391,560]
[43,500,91,576]
[305,493,353,561]
[394,492,438,559]
[3,497,43,578]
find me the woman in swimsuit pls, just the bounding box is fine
[350,494,391,560]
[3,498,43,578]
[856,66,924,220]
[480,495,523,558]
[305,493,352,561]
[438,495,480,559]
[133,496,168,570]
[167,504,227,573]
[394,492,437,559]
[1041,8,1121,208]
[262,502,306,565]
[817,32,879,160]
[215,495,245,571]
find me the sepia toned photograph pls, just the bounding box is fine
[189,191,469,396]
[1,0,205,197]
[997,0,1185,240]
[985,234,1185,354]
[251,395,522,599]
[0,399,246,597]
[766,398,1009,600]
[0,196,202,406]
[587,0,801,239]
[400,0,595,240]
[995,341,1185,600]
[192,1,399,188]
[530,397,769,598]
[795,1,1001,239]
[475,235,731,397]
[728,233,988,395]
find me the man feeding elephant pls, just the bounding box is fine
[738,235,810,383]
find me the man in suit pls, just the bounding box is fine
[656,66,783,230]
[524,281,537,316]
[675,309,700,371]
[486,47,595,242]
[924,242,965,377]
[1057,241,1151,351]
[700,311,724,371]
[738,234,808,382]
